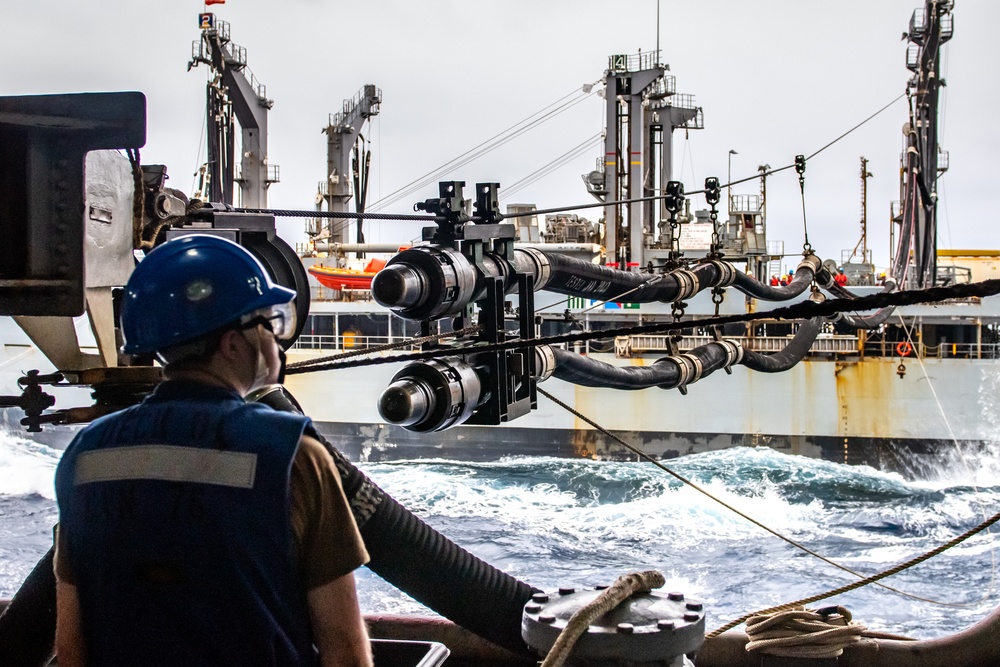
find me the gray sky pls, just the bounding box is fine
[2,0,995,269]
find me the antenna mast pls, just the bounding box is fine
[859,156,872,260]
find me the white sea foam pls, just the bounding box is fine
[0,429,61,498]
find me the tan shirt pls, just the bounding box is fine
[55,434,369,591]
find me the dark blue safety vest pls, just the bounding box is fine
[56,381,317,666]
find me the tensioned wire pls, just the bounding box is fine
[368,86,599,213]
[537,386,1000,631]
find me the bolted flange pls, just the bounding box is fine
[522,585,705,664]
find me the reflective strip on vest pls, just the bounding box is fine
[74,445,258,489]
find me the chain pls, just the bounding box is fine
[704,176,723,260]
[794,155,812,254]
[663,181,685,271]
[711,286,725,317]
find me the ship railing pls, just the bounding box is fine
[329,85,382,129]
[615,334,860,358]
[607,51,662,73]
[214,19,231,43]
[863,340,1000,360]
[292,334,423,351]
[646,75,677,99]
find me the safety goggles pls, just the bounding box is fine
[240,301,297,341]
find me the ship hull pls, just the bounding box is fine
[286,352,998,475]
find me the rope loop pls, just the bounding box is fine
[745,606,864,659]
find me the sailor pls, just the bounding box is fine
[835,267,849,286]
[53,235,372,667]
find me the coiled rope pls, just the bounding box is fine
[539,571,665,667]
[744,606,910,659]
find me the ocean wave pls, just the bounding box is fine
[0,429,61,499]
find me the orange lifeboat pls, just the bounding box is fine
[308,257,387,290]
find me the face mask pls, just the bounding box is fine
[243,327,272,394]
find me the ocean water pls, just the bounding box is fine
[2,428,998,640]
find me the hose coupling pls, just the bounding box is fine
[661,353,703,394]
[706,260,738,287]
[533,344,556,382]
[670,269,701,301]
[513,247,552,291]
[796,254,823,276]
[712,339,744,373]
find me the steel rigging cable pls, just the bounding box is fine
[499,132,603,201]
[368,86,599,212]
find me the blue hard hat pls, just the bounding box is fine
[121,234,296,355]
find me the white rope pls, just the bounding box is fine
[745,606,880,659]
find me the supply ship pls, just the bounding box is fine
[270,4,992,474]
[0,1,992,479]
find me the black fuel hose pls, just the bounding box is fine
[551,343,729,390]
[549,317,823,389]
[254,387,539,656]
[537,252,711,302]
[0,548,56,667]
[534,253,736,304]
[739,318,824,372]
[731,265,813,301]
[535,251,820,305]
[814,269,900,329]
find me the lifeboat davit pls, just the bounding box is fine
[308,257,387,290]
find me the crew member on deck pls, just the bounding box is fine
[53,235,372,667]
[835,267,849,286]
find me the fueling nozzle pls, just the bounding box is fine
[378,357,484,432]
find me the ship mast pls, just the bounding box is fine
[588,53,702,269]
[850,156,873,264]
[316,85,382,245]
[896,0,953,288]
[188,15,278,208]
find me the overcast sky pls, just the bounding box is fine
[2,0,995,269]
